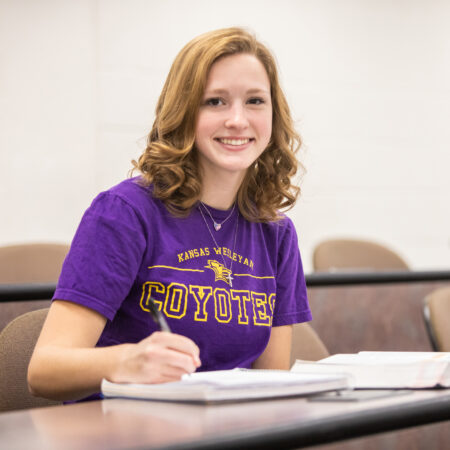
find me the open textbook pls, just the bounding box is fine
[101,368,350,403]
[291,352,450,389]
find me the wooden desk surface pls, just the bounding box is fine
[0,390,449,449]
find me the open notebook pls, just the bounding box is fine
[291,352,450,389]
[101,368,350,403]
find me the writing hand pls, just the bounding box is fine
[109,332,201,384]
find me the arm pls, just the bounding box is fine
[251,325,292,370]
[28,300,201,401]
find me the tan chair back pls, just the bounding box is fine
[313,238,408,272]
[0,243,69,283]
[290,323,329,366]
[0,308,61,412]
[423,287,450,352]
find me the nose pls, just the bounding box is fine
[224,102,249,129]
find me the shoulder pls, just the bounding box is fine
[92,177,159,214]
[259,213,297,241]
[81,177,164,229]
[244,213,299,257]
[106,177,153,205]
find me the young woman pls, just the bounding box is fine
[28,27,312,401]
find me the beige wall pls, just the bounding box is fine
[1,0,449,272]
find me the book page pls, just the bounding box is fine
[101,368,351,403]
[293,352,450,388]
[357,352,450,363]
[181,368,346,388]
[320,352,450,365]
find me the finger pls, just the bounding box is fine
[149,331,199,354]
[165,349,198,373]
[144,344,197,374]
[148,332,201,366]
[160,365,190,380]
[150,371,185,384]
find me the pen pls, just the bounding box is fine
[147,297,172,333]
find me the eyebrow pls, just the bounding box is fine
[203,88,270,95]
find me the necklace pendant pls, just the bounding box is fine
[226,273,233,288]
[214,222,222,231]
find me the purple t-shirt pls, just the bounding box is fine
[54,177,311,374]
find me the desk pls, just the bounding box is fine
[0,390,449,449]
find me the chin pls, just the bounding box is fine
[221,161,253,174]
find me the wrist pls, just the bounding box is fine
[106,343,134,383]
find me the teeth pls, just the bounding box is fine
[219,138,250,146]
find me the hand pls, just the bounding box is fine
[109,332,201,384]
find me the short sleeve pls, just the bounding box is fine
[53,192,147,320]
[271,218,312,326]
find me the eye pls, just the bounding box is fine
[204,97,224,106]
[247,97,265,105]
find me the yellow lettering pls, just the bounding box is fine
[190,285,212,322]
[178,253,184,263]
[214,288,232,323]
[268,293,276,325]
[243,258,249,266]
[139,282,165,312]
[188,249,195,258]
[213,247,221,255]
[200,248,205,256]
[252,292,271,326]
[184,251,189,260]
[164,283,188,319]
[238,255,242,263]
[250,259,254,270]
[205,247,210,255]
[231,290,252,324]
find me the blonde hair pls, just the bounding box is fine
[133,27,302,222]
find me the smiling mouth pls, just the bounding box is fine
[216,138,254,146]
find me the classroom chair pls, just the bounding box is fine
[312,238,409,272]
[290,323,329,367]
[0,308,61,412]
[423,286,450,352]
[0,242,69,283]
[0,242,70,333]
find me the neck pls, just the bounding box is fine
[200,171,244,210]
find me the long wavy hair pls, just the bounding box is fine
[133,27,303,222]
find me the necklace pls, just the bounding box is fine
[200,201,235,231]
[199,205,239,288]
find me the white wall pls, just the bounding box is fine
[1,0,449,272]
[0,0,97,243]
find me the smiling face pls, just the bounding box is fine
[194,53,273,183]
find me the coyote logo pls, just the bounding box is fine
[204,259,232,286]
